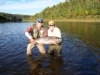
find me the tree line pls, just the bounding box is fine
[31,0,100,20]
[0,12,30,22]
[0,0,100,22]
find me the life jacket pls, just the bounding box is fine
[32,27,44,39]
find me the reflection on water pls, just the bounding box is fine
[55,22,100,48]
[0,22,100,75]
[27,55,63,75]
[27,55,44,75]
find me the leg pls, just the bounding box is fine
[56,43,62,56]
[36,44,46,55]
[48,43,62,56]
[48,44,55,55]
[26,43,35,55]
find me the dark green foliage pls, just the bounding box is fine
[0,12,30,22]
[32,0,100,19]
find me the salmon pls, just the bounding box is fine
[35,37,62,44]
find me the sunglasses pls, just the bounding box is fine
[38,21,43,23]
[49,25,55,26]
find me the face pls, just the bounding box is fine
[36,22,43,28]
[49,24,55,30]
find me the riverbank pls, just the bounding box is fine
[23,19,100,22]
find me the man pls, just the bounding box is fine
[25,18,48,56]
[48,20,62,57]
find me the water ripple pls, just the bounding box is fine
[0,22,100,75]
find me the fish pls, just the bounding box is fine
[35,37,62,44]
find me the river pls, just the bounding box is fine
[0,22,100,75]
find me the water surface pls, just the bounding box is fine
[0,22,100,75]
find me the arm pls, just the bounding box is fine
[55,28,61,38]
[24,26,35,43]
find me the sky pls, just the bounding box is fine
[0,0,65,15]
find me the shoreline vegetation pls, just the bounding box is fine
[0,0,100,23]
[31,0,100,22]
[23,19,100,22]
[0,12,30,22]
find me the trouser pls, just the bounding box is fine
[48,42,62,56]
[26,43,46,55]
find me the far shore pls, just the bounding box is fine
[23,19,100,22]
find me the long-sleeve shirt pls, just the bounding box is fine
[25,25,48,39]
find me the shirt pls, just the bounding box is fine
[25,25,48,39]
[48,27,61,38]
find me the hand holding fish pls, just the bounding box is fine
[29,38,36,44]
[51,40,57,44]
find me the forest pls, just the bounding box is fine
[31,0,100,20]
[0,12,30,22]
[0,0,100,22]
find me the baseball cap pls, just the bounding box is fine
[37,18,43,23]
[48,20,55,25]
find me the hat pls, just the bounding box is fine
[48,20,55,25]
[37,18,43,23]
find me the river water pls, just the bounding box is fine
[0,22,100,75]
